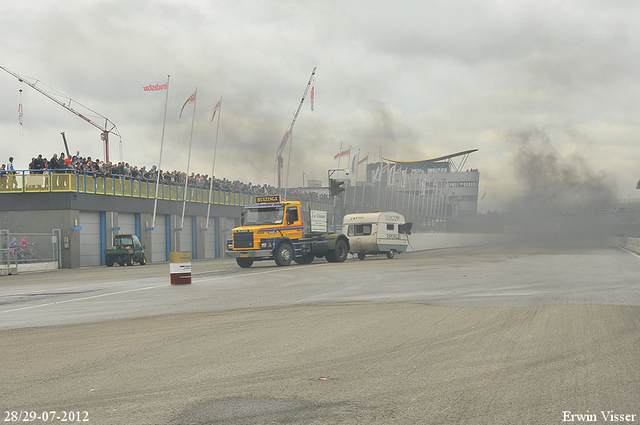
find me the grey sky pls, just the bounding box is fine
[1,0,639,211]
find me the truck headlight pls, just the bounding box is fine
[260,241,273,249]
[226,242,233,250]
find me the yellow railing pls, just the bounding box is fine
[0,171,333,211]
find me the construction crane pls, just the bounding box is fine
[0,65,121,163]
[275,67,316,189]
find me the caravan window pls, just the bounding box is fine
[347,224,372,236]
[386,224,395,231]
[398,224,405,234]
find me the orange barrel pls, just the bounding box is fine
[170,252,192,284]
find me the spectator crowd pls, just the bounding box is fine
[1,151,331,203]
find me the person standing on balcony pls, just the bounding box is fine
[7,157,17,189]
[49,153,60,188]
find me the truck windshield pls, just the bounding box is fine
[244,206,284,225]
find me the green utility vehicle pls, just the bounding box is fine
[104,234,147,267]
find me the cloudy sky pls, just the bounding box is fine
[1,0,639,211]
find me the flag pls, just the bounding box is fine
[388,165,396,185]
[210,99,221,122]
[481,190,486,200]
[334,148,350,160]
[350,152,359,175]
[310,84,315,112]
[381,162,390,173]
[142,78,169,95]
[179,90,196,117]
[18,102,23,127]
[401,169,407,189]
[278,128,292,152]
[358,153,368,164]
[374,164,381,181]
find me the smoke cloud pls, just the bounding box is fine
[503,128,618,242]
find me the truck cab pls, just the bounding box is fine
[226,195,349,267]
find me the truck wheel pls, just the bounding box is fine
[386,250,395,259]
[236,258,254,268]
[334,239,348,262]
[127,255,135,266]
[327,239,348,263]
[358,252,366,261]
[106,259,114,267]
[139,255,147,265]
[294,253,314,264]
[274,242,293,266]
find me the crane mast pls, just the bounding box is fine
[0,65,121,163]
[276,67,316,189]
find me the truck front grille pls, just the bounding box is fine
[233,231,254,249]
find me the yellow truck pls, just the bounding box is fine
[226,195,349,267]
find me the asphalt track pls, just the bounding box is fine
[1,241,639,424]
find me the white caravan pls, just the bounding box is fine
[342,211,412,260]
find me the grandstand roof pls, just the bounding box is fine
[380,149,478,173]
[382,149,478,164]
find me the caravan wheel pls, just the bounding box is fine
[357,253,366,260]
[386,250,395,259]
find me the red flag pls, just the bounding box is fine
[333,148,350,160]
[310,85,315,112]
[210,99,221,122]
[179,90,196,117]
[278,128,292,152]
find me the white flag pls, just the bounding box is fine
[350,152,359,175]
[179,90,197,117]
[374,165,381,182]
[388,165,396,185]
[142,79,169,95]
[210,99,221,122]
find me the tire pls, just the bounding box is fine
[327,239,348,263]
[294,253,314,264]
[333,239,348,262]
[357,252,366,261]
[139,255,147,265]
[127,255,135,266]
[386,250,395,259]
[236,258,254,268]
[274,242,293,266]
[106,259,114,267]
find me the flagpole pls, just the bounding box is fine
[361,152,368,211]
[18,87,23,135]
[384,164,391,211]
[206,96,222,230]
[181,88,197,231]
[352,149,359,208]
[402,170,407,211]
[284,129,293,199]
[336,142,342,179]
[376,147,382,209]
[152,75,170,231]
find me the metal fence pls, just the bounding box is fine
[0,230,61,268]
